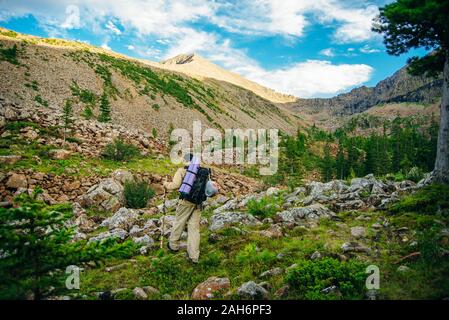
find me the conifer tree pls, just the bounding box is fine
[98,93,111,122]
[62,99,74,145]
[0,189,136,299]
[373,0,449,183]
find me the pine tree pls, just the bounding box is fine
[321,143,335,181]
[98,93,111,122]
[62,99,74,145]
[373,0,449,183]
[0,189,137,299]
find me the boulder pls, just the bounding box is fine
[100,207,140,231]
[350,226,366,239]
[88,228,128,243]
[191,277,231,300]
[236,281,269,300]
[111,170,134,185]
[79,178,124,212]
[341,242,370,253]
[259,267,283,278]
[75,214,96,233]
[132,287,148,300]
[310,251,322,260]
[213,199,239,214]
[276,204,335,222]
[49,149,72,160]
[132,235,154,246]
[0,155,21,165]
[6,173,28,189]
[258,224,283,238]
[333,200,366,212]
[209,212,261,231]
[266,187,280,197]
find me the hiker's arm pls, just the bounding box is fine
[163,168,184,191]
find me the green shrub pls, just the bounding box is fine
[286,258,367,299]
[124,180,155,209]
[34,95,48,107]
[101,138,140,162]
[82,105,94,119]
[417,226,442,266]
[152,103,160,111]
[247,196,281,218]
[152,128,158,138]
[389,184,449,215]
[0,44,19,65]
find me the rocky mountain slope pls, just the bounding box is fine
[287,64,443,129]
[0,28,300,138]
[153,53,297,103]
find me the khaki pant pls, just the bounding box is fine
[169,199,201,261]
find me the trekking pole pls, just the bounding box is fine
[160,187,167,249]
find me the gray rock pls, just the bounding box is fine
[209,212,261,231]
[341,242,370,253]
[133,234,154,246]
[111,170,134,185]
[100,207,140,231]
[79,178,125,212]
[88,228,128,243]
[321,285,341,296]
[333,200,366,212]
[236,281,269,300]
[132,287,148,300]
[213,198,239,214]
[259,267,283,278]
[310,251,322,260]
[350,226,366,239]
[276,204,335,223]
[266,187,280,197]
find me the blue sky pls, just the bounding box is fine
[0,0,429,98]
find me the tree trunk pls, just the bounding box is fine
[432,54,449,184]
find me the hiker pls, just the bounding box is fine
[163,153,218,263]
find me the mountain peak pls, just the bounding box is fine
[157,53,297,103]
[161,53,200,65]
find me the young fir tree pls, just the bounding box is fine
[0,189,137,300]
[373,0,449,183]
[62,99,74,145]
[321,142,335,181]
[98,93,111,122]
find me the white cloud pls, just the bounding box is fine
[254,60,373,98]
[360,44,381,54]
[212,0,379,43]
[319,48,335,57]
[101,43,111,50]
[0,0,376,97]
[106,20,121,35]
[60,4,80,29]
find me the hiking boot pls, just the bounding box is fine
[185,253,199,264]
[167,243,179,252]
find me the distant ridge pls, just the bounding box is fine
[151,53,297,104]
